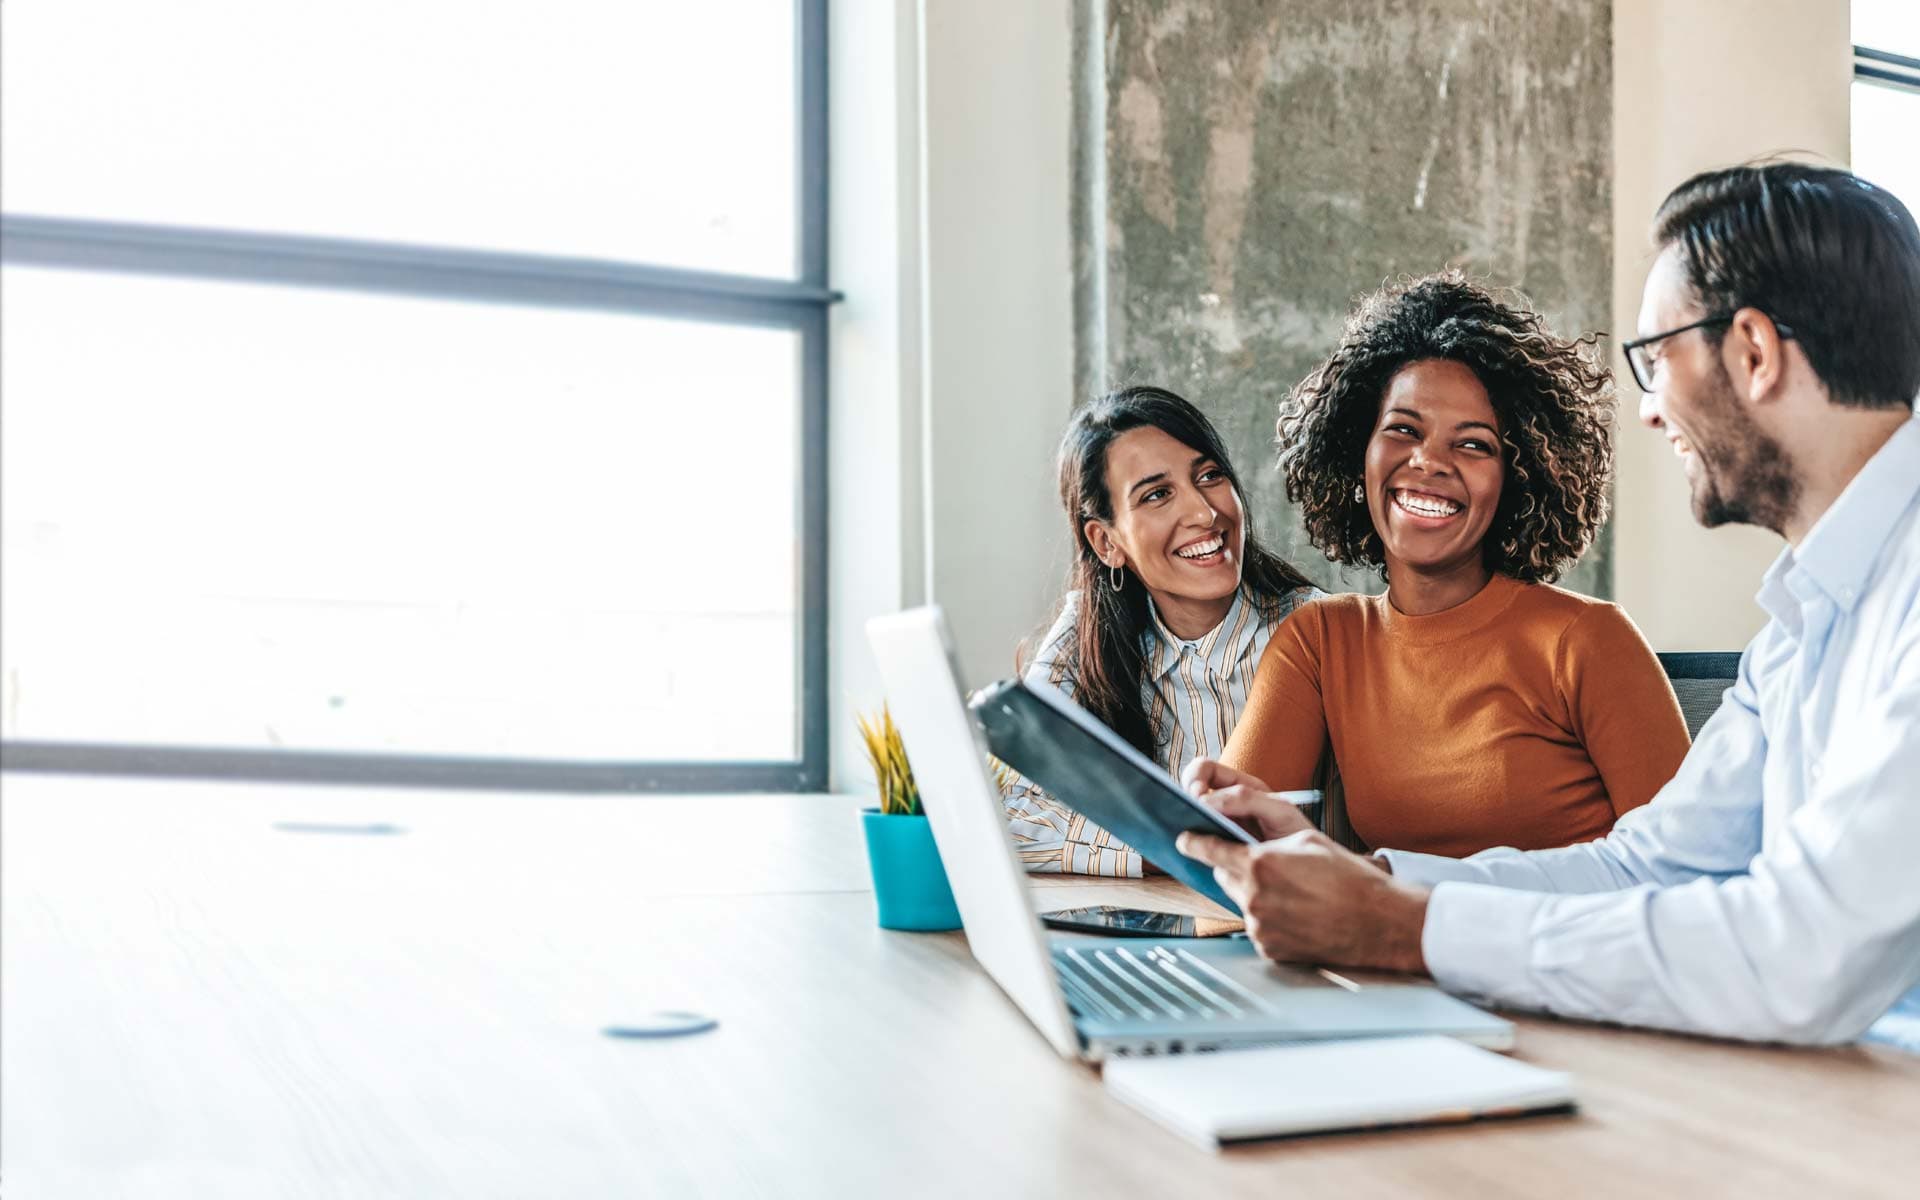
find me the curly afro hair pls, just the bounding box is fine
[1277,273,1615,584]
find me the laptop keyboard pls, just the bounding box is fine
[1051,944,1281,1023]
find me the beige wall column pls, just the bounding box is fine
[828,1,928,789]
[917,0,1076,686]
[1610,0,1852,651]
[829,1,1074,789]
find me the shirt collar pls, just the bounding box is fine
[1145,586,1255,680]
[1774,416,1920,616]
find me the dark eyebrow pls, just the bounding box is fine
[1131,455,1216,498]
[1128,470,1169,497]
[1386,407,1496,437]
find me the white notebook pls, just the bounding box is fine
[1104,1036,1575,1150]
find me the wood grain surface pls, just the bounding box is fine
[4,773,1916,1198]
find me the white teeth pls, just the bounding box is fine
[1394,490,1462,518]
[1176,536,1224,559]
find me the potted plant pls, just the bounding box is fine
[856,706,962,931]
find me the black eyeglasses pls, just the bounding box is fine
[1621,312,1796,393]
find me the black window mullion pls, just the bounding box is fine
[0,215,836,328]
[796,304,830,791]
[798,0,830,288]
[0,742,814,794]
[1854,44,1920,94]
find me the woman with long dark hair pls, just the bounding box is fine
[1000,386,1321,875]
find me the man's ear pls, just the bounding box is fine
[1724,307,1790,406]
[1083,519,1122,568]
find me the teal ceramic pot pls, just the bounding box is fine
[860,808,962,931]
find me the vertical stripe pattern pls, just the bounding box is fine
[999,584,1321,877]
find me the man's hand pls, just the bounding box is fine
[1180,757,1269,795]
[1180,758,1314,841]
[1174,828,1431,975]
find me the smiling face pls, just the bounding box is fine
[1635,245,1798,531]
[1087,425,1245,629]
[1362,359,1506,577]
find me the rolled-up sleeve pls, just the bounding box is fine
[1002,775,1143,877]
[996,594,1143,877]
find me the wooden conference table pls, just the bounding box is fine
[4,777,1918,1198]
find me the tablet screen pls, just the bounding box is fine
[971,678,1255,913]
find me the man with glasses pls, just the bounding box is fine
[1178,161,1920,1045]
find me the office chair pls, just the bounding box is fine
[1656,652,1742,739]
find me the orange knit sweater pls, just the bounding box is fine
[1221,574,1691,857]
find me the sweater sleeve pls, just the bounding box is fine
[1219,599,1330,791]
[1556,603,1692,818]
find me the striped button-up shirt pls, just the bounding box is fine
[1000,583,1320,876]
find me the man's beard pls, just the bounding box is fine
[1688,363,1800,535]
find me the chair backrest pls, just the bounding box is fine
[1656,652,1743,739]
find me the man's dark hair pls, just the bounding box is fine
[1653,162,1920,410]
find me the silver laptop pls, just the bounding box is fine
[866,605,1514,1062]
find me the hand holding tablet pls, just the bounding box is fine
[970,678,1318,913]
[1179,758,1320,842]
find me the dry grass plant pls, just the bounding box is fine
[857,705,922,816]
[858,704,1026,816]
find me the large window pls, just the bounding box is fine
[0,2,831,790]
[1853,1,1920,217]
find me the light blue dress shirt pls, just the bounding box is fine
[1383,416,1920,1046]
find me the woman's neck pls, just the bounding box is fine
[1151,590,1235,642]
[1385,556,1494,616]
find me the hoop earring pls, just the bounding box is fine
[1108,563,1125,592]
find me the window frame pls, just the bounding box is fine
[1854,45,1920,93]
[0,0,834,793]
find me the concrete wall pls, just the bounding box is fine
[1077,0,1615,597]
[1609,0,1852,650]
[827,0,1852,790]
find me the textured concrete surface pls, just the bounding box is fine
[1075,0,1613,596]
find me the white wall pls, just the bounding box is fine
[828,1,1074,792]
[1610,0,1853,650]
[918,0,1076,682]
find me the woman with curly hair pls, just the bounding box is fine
[1211,273,1689,856]
[998,386,1321,875]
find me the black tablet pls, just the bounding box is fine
[970,676,1256,913]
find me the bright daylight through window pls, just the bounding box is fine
[0,2,829,788]
[1853,1,1920,223]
